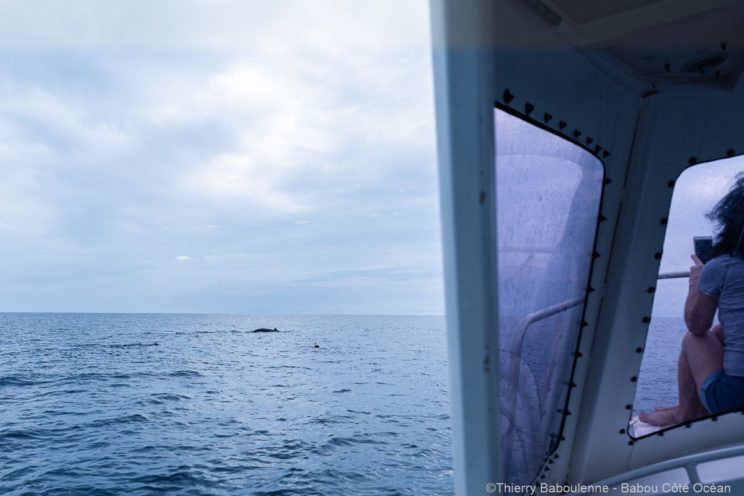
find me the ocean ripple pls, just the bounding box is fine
[0,313,451,495]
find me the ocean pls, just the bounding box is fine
[0,314,452,495]
[634,316,687,415]
[0,312,684,494]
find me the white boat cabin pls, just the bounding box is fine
[430,0,744,494]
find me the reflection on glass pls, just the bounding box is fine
[632,157,744,436]
[495,109,603,483]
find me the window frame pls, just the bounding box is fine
[494,102,607,467]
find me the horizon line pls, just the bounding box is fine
[0,311,446,317]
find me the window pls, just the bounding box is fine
[631,156,744,436]
[495,108,603,483]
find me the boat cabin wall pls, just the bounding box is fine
[571,92,744,482]
[432,0,643,490]
[433,0,744,490]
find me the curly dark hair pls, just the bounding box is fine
[707,173,744,258]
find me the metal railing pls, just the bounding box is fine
[501,269,692,474]
[659,271,690,280]
[595,445,744,489]
[503,295,586,457]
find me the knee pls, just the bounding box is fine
[682,331,704,349]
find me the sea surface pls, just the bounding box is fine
[0,314,452,495]
[634,316,687,415]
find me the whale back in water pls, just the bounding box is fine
[251,328,279,333]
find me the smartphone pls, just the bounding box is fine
[694,236,714,264]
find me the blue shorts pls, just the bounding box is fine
[700,369,744,415]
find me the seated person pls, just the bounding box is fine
[640,175,744,426]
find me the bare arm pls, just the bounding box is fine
[684,254,718,336]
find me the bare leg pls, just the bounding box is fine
[651,326,725,413]
[675,340,710,422]
[640,330,723,426]
[641,349,696,425]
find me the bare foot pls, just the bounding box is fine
[639,408,679,426]
[654,404,678,412]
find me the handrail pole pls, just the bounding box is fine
[502,296,586,470]
[684,464,701,484]
[658,271,691,280]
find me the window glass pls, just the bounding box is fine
[631,157,744,435]
[495,108,603,483]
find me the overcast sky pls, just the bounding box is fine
[0,1,443,314]
[652,157,744,317]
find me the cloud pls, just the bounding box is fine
[0,1,443,314]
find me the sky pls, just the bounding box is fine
[652,156,744,317]
[0,1,443,314]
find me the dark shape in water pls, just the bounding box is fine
[314,342,320,349]
[252,328,279,333]
[109,342,159,349]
